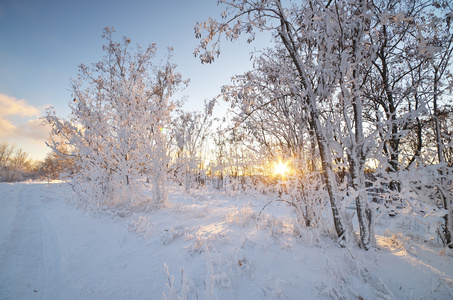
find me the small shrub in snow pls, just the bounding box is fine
[224,205,257,227]
[162,265,191,300]
[127,215,151,239]
[162,246,217,300]
[236,256,252,276]
[161,226,192,245]
[258,215,299,239]
[203,246,215,300]
[186,234,207,254]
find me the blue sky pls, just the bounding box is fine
[0,0,271,160]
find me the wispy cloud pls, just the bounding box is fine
[0,94,50,159]
[0,93,40,118]
[0,117,16,136]
[16,119,50,141]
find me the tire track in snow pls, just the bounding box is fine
[0,183,73,299]
[0,183,20,269]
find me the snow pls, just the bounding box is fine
[1,182,452,299]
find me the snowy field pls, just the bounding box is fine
[0,182,452,299]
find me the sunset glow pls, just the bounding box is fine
[273,161,289,176]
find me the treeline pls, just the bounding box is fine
[0,142,36,182]
[0,141,74,182]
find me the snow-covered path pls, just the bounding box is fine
[0,182,452,299]
[0,183,75,299]
[0,182,169,299]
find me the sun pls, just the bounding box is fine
[274,161,289,176]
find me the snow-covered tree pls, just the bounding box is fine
[0,142,36,182]
[195,0,375,248]
[195,0,453,250]
[44,27,187,210]
[39,139,76,181]
[363,0,453,247]
[425,2,453,247]
[171,102,214,192]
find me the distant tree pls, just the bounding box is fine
[39,140,76,181]
[0,141,36,182]
[0,141,16,180]
[171,102,213,192]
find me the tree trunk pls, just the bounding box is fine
[348,91,374,250]
[350,13,375,249]
[378,24,401,193]
[433,68,453,248]
[309,114,347,243]
[275,2,348,244]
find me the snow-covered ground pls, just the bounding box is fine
[0,182,452,299]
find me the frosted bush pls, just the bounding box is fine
[44,27,187,213]
[224,205,258,227]
[128,215,152,238]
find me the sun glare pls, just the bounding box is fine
[274,161,289,176]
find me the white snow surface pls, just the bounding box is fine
[0,182,452,299]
